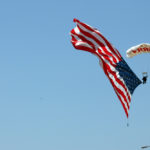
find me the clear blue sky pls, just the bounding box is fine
[0,0,150,150]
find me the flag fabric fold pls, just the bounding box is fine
[70,18,141,117]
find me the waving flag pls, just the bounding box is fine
[70,18,141,117]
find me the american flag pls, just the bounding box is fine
[70,18,141,117]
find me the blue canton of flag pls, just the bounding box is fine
[116,58,142,95]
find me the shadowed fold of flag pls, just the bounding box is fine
[70,18,141,117]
